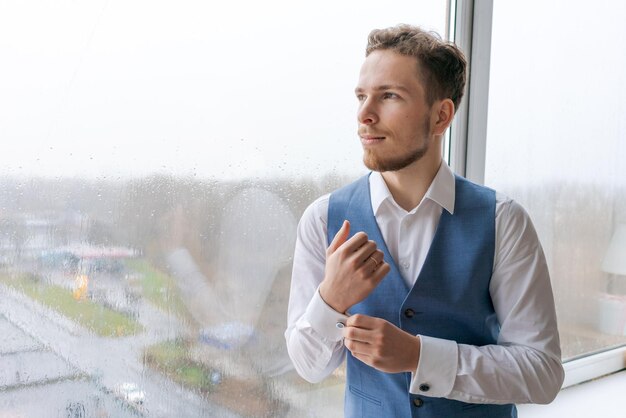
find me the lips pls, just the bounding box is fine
[359,134,386,146]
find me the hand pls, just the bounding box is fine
[343,314,421,374]
[319,220,390,313]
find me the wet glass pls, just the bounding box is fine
[0,1,448,416]
[485,1,626,361]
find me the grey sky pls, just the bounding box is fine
[485,1,626,188]
[0,0,446,180]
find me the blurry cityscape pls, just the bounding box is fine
[0,174,350,418]
[494,182,626,360]
[1,174,625,417]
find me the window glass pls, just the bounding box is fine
[0,1,448,416]
[485,1,626,361]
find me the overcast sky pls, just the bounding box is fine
[0,0,447,180]
[485,1,626,188]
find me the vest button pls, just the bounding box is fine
[419,383,430,392]
[404,308,415,318]
[412,397,423,407]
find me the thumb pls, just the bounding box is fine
[327,220,350,254]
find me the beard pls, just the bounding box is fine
[362,118,432,172]
[363,144,429,172]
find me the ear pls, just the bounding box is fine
[431,99,455,136]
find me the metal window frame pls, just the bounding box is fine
[562,346,626,389]
[449,0,492,184]
[449,0,626,389]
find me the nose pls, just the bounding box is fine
[357,99,378,125]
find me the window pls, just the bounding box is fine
[484,0,626,364]
[0,1,449,416]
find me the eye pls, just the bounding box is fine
[356,94,366,102]
[382,92,398,99]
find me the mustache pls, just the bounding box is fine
[358,128,387,137]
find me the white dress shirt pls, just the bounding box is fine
[285,162,564,404]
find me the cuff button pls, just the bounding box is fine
[419,383,430,392]
[335,322,345,329]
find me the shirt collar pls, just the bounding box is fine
[369,162,456,215]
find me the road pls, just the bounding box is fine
[0,282,241,418]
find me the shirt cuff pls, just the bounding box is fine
[302,287,349,342]
[409,335,458,397]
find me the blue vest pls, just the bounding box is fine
[327,173,517,418]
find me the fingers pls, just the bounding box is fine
[327,220,350,254]
[358,249,389,286]
[343,323,374,357]
[342,315,419,374]
[360,248,384,269]
[351,240,384,270]
[370,249,384,264]
[344,338,372,358]
[343,316,383,360]
[353,240,377,263]
[343,322,372,341]
[346,313,378,329]
[371,260,391,281]
[342,231,369,253]
[322,222,389,313]
[328,225,386,269]
[327,223,376,256]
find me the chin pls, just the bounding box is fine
[363,154,382,172]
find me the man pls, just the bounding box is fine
[285,25,564,417]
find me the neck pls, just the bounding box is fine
[380,144,443,212]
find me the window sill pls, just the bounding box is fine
[518,345,626,417]
[518,369,626,417]
[562,345,626,388]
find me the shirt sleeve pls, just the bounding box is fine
[410,197,564,404]
[284,195,349,383]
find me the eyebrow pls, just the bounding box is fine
[354,85,411,94]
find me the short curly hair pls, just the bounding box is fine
[366,24,467,112]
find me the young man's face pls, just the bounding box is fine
[355,49,435,172]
